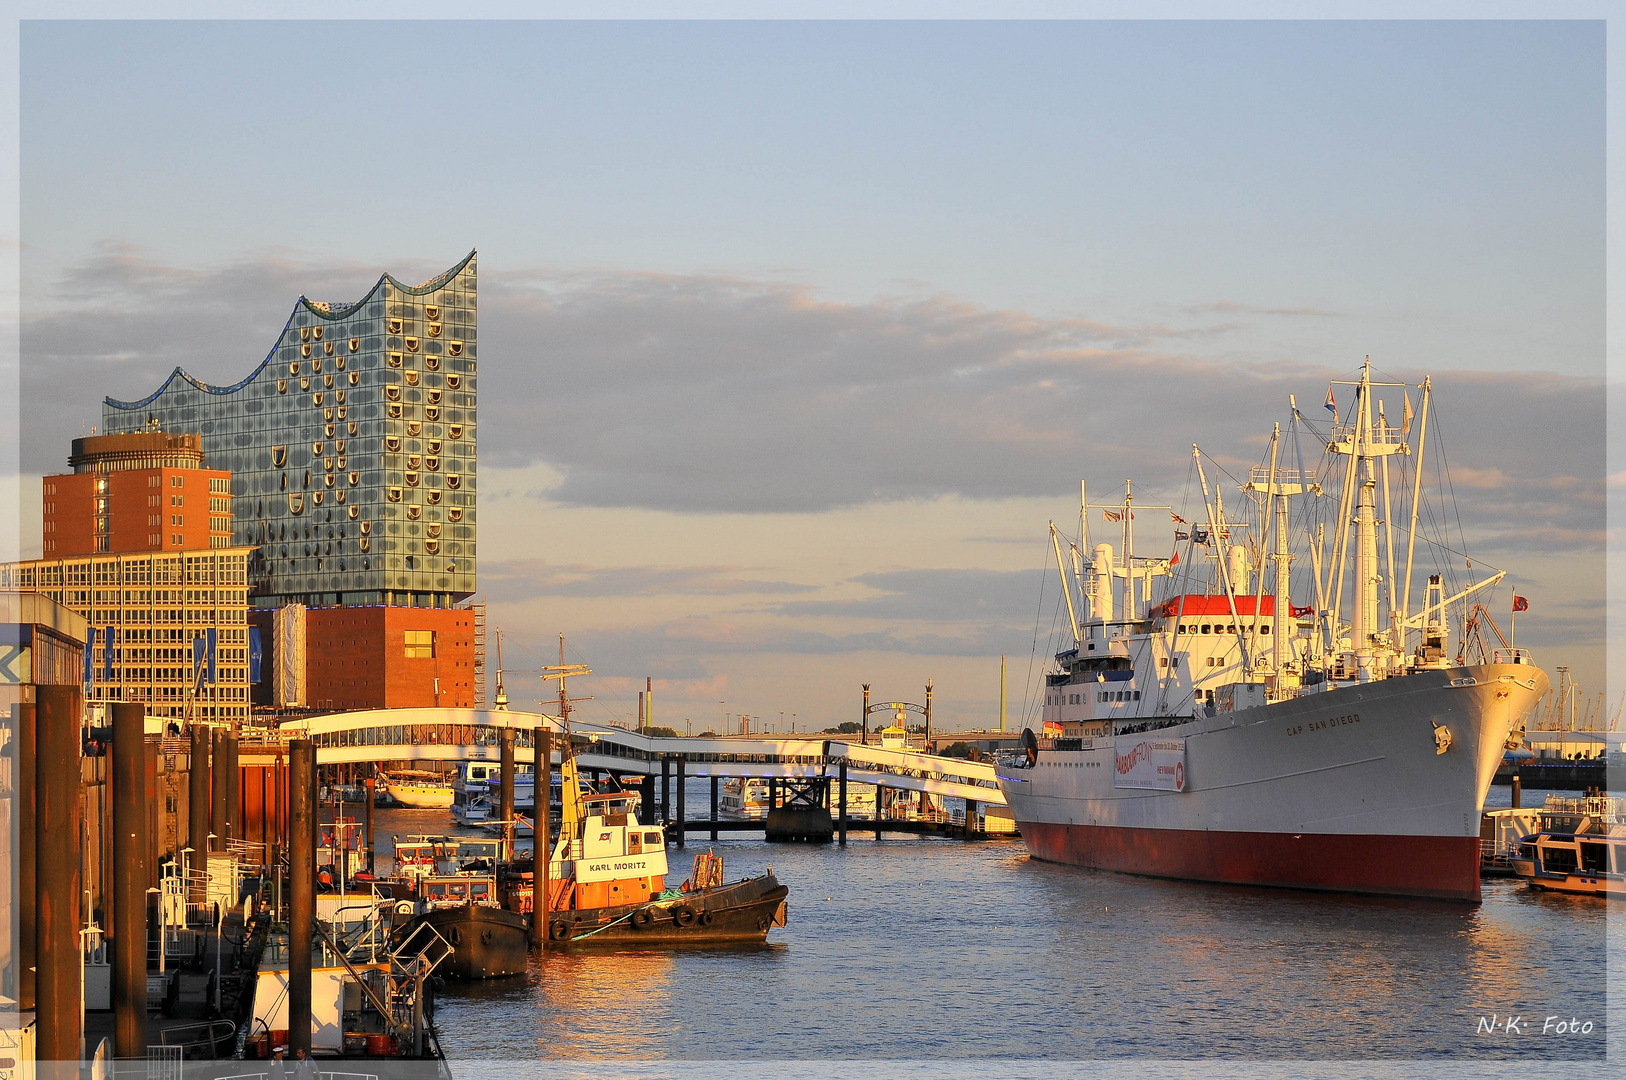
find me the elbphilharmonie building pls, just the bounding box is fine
[102,253,478,609]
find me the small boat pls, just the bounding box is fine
[451,793,493,826]
[719,777,770,819]
[1510,795,1625,898]
[393,873,531,979]
[384,769,456,809]
[392,835,459,885]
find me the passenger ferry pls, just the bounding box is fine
[1510,795,1624,899]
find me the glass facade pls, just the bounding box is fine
[101,253,478,608]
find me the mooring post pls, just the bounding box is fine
[17,702,36,1012]
[532,728,550,950]
[36,684,83,1069]
[500,728,517,857]
[838,759,848,846]
[660,754,671,825]
[675,757,686,848]
[1512,774,1522,811]
[363,773,376,873]
[188,724,210,901]
[223,727,239,849]
[710,776,719,841]
[211,727,228,851]
[289,739,316,1058]
[112,701,150,1059]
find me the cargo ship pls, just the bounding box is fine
[998,361,1548,902]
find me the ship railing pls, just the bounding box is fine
[210,1073,377,1080]
[1543,794,1625,824]
[1492,649,1536,665]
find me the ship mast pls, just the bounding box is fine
[541,635,592,852]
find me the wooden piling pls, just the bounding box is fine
[532,729,550,950]
[660,755,671,824]
[838,759,848,846]
[111,701,150,1059]
[675,757,686,848]
[17,702,35,1012]
[188,724,210,900]
[222,728,239,848]
[288,739,316,1057]
[211,727,228,851]
[500,728,516,854]
[1512,774,1522,810]
[363,773,376,873]
[875,784,885,839]
[710,777,719,841]
[35,684,82,1068]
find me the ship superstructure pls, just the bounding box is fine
[1001,360,1549,901]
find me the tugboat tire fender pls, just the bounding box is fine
[631,908,655,929]
[549,920,570,941]
[700,909,714,926]
[673,905,697,928]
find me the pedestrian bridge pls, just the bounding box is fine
[273,707,1005,806]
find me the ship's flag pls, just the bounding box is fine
[1402,392,1415,436]
[1174,530,1189,541]
[1324,386,1337,414]
[1513,595,1530,612]
[1191,527,1210,545]
[1170,551,1180,566]
[1171,512,1188,525]
[1103,509,1123,522]
[1290,604,1315,617]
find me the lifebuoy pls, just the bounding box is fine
[549,921,569,941]
[630,908,654,930]
[673,905,697,928]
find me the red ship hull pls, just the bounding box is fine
[1020,820,1482,901]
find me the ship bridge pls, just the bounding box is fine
[270,707,1005,806]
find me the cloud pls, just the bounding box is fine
[22,249,1604,559]
[773,568,1045,624]
[480,557,817,601]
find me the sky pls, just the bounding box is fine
[5,17,1610,731]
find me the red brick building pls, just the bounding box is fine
[301,605,478,710]
[42,431,232,556]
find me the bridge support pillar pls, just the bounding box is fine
[838,760,848,846]
[769,776,778,812]
[675,757,686,848]
[710,777,719,840]
[966,798,978,838]
[660,755,671,827]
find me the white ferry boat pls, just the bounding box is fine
[997,362,1549,902]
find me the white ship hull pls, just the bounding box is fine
[387,782,456,809]
[999,664,1547,901]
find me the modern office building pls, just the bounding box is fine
[0,548,253,725]
[101,252,478,610]
[41,430,232,557]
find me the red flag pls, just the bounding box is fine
[1171,512,1188,525]
[1170,551,1180,566]
[1290,604,1315,618]
[1513,595,1529,612]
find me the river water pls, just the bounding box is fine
[371,783,1617,1077]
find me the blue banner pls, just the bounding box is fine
[83,625,97,689]
[104,625,115,683]
[206,627,218,685]
[248,627,263,684]
[192,636,206,691]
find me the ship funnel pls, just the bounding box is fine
[1227,545,1251,594]
[1093,543,1115,624]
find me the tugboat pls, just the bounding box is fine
[526,734,788,947]
[397,872,532,978]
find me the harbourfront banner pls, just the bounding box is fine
[1113,735,1186,791]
